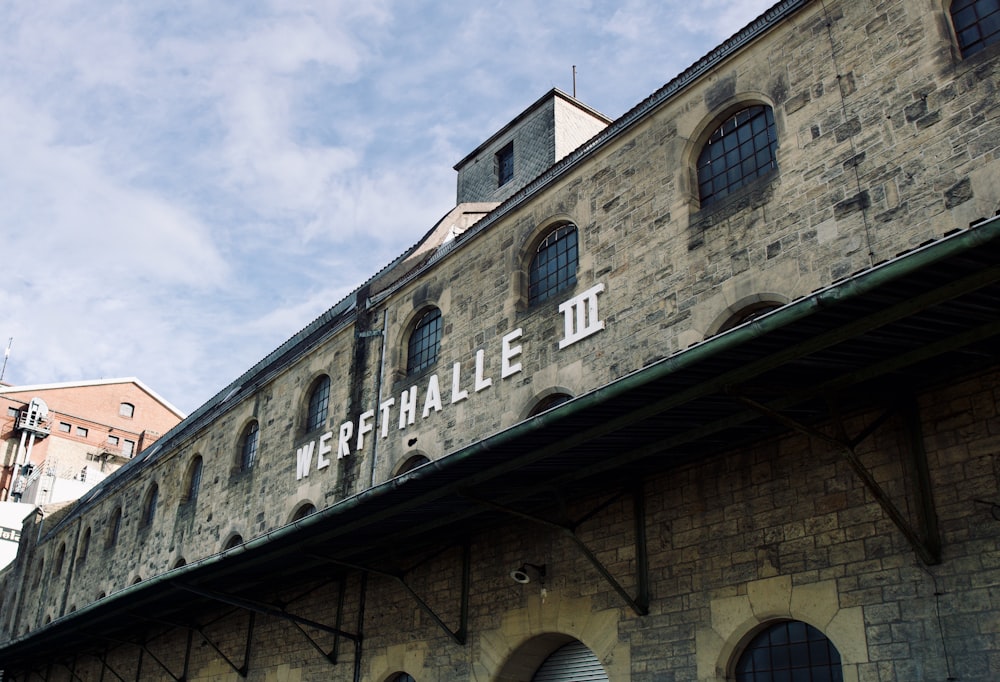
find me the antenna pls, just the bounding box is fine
[572,65,577,98]
[0,337,10,383]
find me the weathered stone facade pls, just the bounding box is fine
[1,0,998,679]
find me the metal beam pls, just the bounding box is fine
[309,546,471,646]
[468,493,650,616]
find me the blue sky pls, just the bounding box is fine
[0,0,776,415]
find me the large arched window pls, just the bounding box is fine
[528,223,578,306]
[394,454,431,476]
[734,621,843,681]
[306,375,331,432]
[951,0,1000,56]
[407,308,442,376]
[697,105,777,206]
[184,456,203,504]
[239,421,260,471]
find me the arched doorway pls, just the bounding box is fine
[531,639,608,682]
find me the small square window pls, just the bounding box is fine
[496,142,514,187]
[107,435,119,446]
[7,407,18,418]
[76,426,89,438]
[59,422,71,433]
[122,440,135,457]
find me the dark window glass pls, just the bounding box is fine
[407,309,442,376]
[78,528,91,564]
[186,456,203,503]
[527,393,572,417]
[952,0,1000,56]
[306,375,331,432]
[735,621,843,682]
[240,421,259,471]
[697,105,777,206]
[497,142,514,186]
[54,544,66,575]
[142,485,159,527]
[292,503,317,521]
[395,454,430,476]
[107,508,122,548]
[528,224,578,305]
[225,534,244,550]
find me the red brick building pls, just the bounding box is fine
[0,379,184,504]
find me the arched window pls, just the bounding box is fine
[184,456,203,504]
[239,421,260,471]
[528,223,578,305]
[142,484,159,528]
[306,375,331,432]
[395,454,431,476]
[173,557,187,569]
[407,308,442,376]
[527,393,572,418]
[951,0,1000,56]
[291,503,317,521]
[106,507,122,548]
[697,105,777,206]
[53,543,66,575]
[717,301,784,334]
[119,402,135,418]
[388,674,416,682]
[224,534,244,550]
[734,621,843,681]
[77,528,91,566]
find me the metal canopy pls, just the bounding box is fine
[2,218,999,670]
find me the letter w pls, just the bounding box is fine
[296,441,316,480]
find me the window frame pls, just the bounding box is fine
[184,456,204,504]
[696,104,778,207]
[141,484,159,529]
[733,620,844,682]
[527,223,579,306]
[305,375,331,433]
[239,420,260,472]
[119,402,135,418]
[951,0,1000,57]
[406,308,443,376]
[496,141,514,187]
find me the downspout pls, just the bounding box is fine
[369,307,389,487]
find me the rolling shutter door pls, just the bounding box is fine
[531,640,609,682]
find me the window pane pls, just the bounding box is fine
[529,224,578,305]
[407,308,443,375]
[697,106,777,206]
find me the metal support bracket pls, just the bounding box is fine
[467,489,650,616]
[736,394,942,565]
[307,541,471,646]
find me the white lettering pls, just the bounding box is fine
[379,398,395,438]
[295,441,315,480]
[338,421,353,459]
[399,386,418,429]
[501,328,523,379]
[559,283,606,349]
[317,431,333,469]
[356,410,374,451]
[451,362,468,404]
[423,374,443,417]
[474,349,492,392]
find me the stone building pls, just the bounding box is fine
[1,0,999,679]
